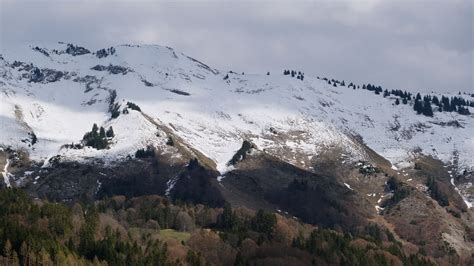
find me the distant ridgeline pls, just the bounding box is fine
[293,72,472,117]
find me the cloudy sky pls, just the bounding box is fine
[1,0,472,92]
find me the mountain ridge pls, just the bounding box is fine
[1,41,473,264]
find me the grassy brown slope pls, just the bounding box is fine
[140,112,217,171]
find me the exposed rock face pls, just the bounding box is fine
[29,67,66,83]
[65,43,91,56]
[10,61,69,83]
[91,64,130,75]
[32,46,50,57]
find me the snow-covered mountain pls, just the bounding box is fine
[1,42,474,262]
[1,42,472,173]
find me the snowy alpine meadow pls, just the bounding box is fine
[0,42,473,175]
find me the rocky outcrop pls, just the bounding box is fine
[65,43,91,56]
[91,64,130,75]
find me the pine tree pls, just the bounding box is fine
[92,123,98,135]
[414,99,423,114]
[106,126,115,138]
[458,106,471,115]
[219,203,233,230]
[395,99,400,105]
[415,93,421,101]
[422,101,433,117]
[402,98,408,104]
[99,127,106,138]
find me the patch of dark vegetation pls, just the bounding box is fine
[171,158,225,207]
[228,140,255,166]
[135,146,155,159]
[28,158,174,203]
[294,227,432,265]
[426,177,449,207]
[447,207,461,218]
[215,203,277,244]
[141,79,153,87]
[382,177,411,208]
[10,61,25,68]
[32,46,49,57]
[283,70,304,80]
[47,155,62,167]
[429,120,463,128]
[20,132,37,147]
[25,161,99,202]
[168,89,190,96]
[62,142,83,149]
[356,161,379,175]
[362,223,386,245]
[29,132,37,145]
[126,101,141,112]
[82,124,114,150]
[91,64,129,75]
[97,163,173,200]
[222,153,371,233]
[107,89,120,119]
[268,178,363,231]
[95,47,116,58]
[72,75,103,93]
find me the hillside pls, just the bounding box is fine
[0,42,473,265]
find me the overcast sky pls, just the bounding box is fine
[1,0,472,92]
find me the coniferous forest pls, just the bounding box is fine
[310,75,472,117]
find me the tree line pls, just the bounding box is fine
[314,74,472,117]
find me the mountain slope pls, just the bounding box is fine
[1,42,472,172]
[0,41,473,264]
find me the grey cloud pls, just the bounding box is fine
[1,0,472,92]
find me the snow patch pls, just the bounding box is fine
[344,182,353,190]
[1,159,12,187]
[450,178,472,208]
